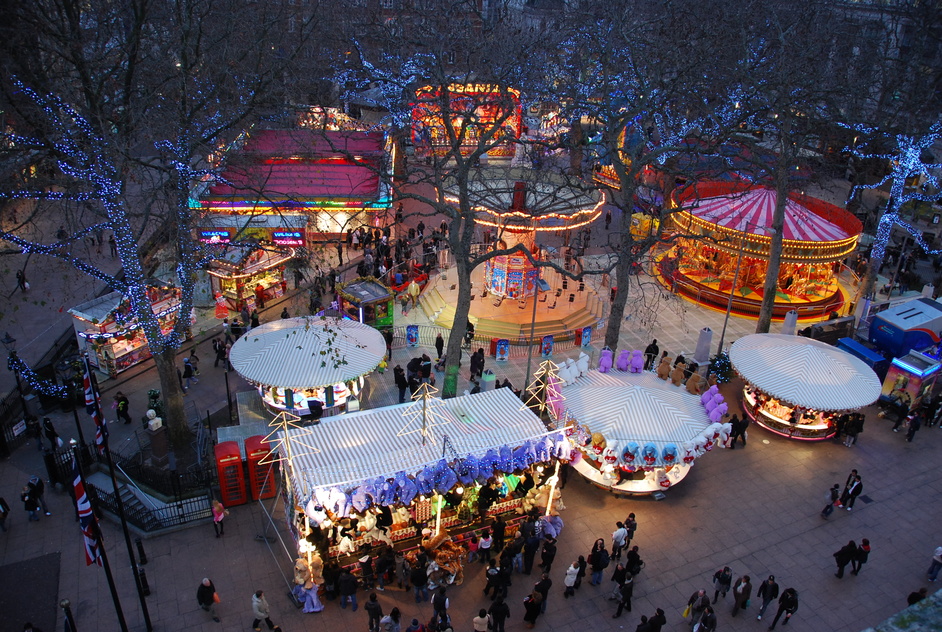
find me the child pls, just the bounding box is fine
[478,529,493,564]
[467,534,479,563]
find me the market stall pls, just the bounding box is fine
[337,277,394,330]
[730,334,882,440]
[69,282,191,377]
[661,181,862,320]
[206,242,294,312]
[553,360,720,494]
[229,317,387,417]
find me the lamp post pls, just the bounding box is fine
[60,598,78,632]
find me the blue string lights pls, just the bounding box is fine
[6,354,69,399]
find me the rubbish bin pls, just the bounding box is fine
[489,338,499,357]
[481,369,497,392]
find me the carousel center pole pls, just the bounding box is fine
[434,494,443,535]
[544,459,561,517]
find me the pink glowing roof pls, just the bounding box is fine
[689,188,851,242]
[206,130,385,201]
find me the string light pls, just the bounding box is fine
[7,355,69,398]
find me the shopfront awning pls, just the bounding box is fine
[229,317,387,389]
[280,387,551,492]
[730,333,881,411]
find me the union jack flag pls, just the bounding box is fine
[72,455,102,566]
[83,356,108,452]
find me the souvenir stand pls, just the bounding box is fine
[69,282,191,377]
[730,334,882,440]
[229,317,387,418]
[543,352,721,494]
[269,387,568,590]
[337,277,394,330]
[206,242,295,312]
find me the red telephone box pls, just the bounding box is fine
[214,441,247,507]
[245,435,276,500]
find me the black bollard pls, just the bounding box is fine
[138,565,151,596]
[135,537,148,565]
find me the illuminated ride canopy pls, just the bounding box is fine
[660,181,862,320]
[412,84,522,158]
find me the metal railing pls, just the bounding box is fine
[90,483,213,532]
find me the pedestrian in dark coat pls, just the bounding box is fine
[42,418,59,451]
[488,597,510,632]
[612,575,633,618]
[767,588,798,630]
[907,413,922,441]
[712,566,732,603]
[539,536,557,573]
[852,539,871,575]
[687,590,710,630]
[435,333,445,360]
[394,366,409,403]
[731,575,752,616]
[696,605,717,632]
[643,340,659,370]
[845,475,863,510]
[522,591,542,628]
[647,608,666,632]
[756,575,779,620]
[834,540,857,578]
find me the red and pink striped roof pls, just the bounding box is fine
[688,188,850,242]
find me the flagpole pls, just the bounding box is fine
[84,356,154,632]
[71,442,129,632]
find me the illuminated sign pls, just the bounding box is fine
[200,230,231,243]
[272,230,305,246]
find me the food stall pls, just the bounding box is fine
[229,317,388,417]
[730,334,882,440]
[206,243,294,312]
[337,277,394,330]
[69,282,192,377]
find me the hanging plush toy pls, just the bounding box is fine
[395,472,419,505]
[566,358,579,384]
[616,349,631,372]
[641,443,658,465]
[622,441,640,464]
[682,442,697,464]
[577,352,590,376]
[629,350,644,373]
[589,433,607,460]
[662,443,678,463]
[598,348,614,372]
[657,471,671,489]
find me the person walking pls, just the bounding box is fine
[731,574,752,617]
[15,270,28,293]
[852,539,871,575]
[211,500,228,537]
[472,609,489,632]
[608,562,628,601]
[182,357,197,392]
[338,568,359,610]
[488,597,510,632]
[686,589,710,629]
[431,587,449,628]
[695,605,717,632]
[28,475,51,516]
[611,522,628,560]
[534,573,552,614]
[407,279,421,308]
[522,591,542,629]
[767,587,798,630]
[756,575,779,621]
[114,392,132,424]
[435,333,445,360]
[42,418,60,452]
[0,496,10,532]
[250,590,276,631]
[834,540,857,578]
[563,560,578,598]
[612,575,633,618]
[907,413,922,441]
[712,566,732,603]
[21,486,40,522]
[365,592,383,632]
[588,539,609,585]
[821,483,841,519]
[189,348,201,377]
[927,545,942,581]
[844,475,863,511]
[196,578,221,623]
[648,608,666,632]
[539,535,557,572]
[839,469,857,505]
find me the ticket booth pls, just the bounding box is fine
[214,441,247,507]
[245,435,276,500]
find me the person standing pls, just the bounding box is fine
[410,560,428,603]
[563,560,578,598]
[42,418,60,452]
[280,307,290,319]
[539,536,557,573]
[431,587,449,628]
[612,575,633,618]
[336,242,344,267]
[534,573,552,614]
[611,522,628,560]
[114,392,132,424]
[211,500,227,537]
[0,496,10,532]
[767,587,798,630]
[844,475,863,511]
[196,578,221,623]
[588,539,609,586]
[643,339,659,371]
[189,348,201,377]
[624,513,637,547]
[28,475,50,516]
[181,357,197,392]
[647,608,666,632]
[251,310,260,329]
[839,469,858,505]
[365,592,383,632]
[686,589,710,630]
[907,413,922,441]
[338,568,359,610]
[419,354,432,384]
[435,333,445,360]
[21,486,39,521]
[488,597,510,632]
[394,365,409,403]
[731,575,752,617]
[522,591,542,629]
[756,575,779,621]
[472,609,489,632]
[927,545,942,581]
[251,590,276,631]
[478,529,493,564]
[834,540,857,578]
[820,483,841,519]
[407,279,421,308]
[712,566,732,603]
[852,539,871,575]
[240,304,251,329]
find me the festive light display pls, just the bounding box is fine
[6,354,69,398]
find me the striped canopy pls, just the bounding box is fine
[229,317,386,389]
[689,188,849,242]
[281,387,551,491]
[562,370,712,462]
[729,334,881,411]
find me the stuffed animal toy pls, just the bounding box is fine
[622,441,640,463]
[598,348,614,372]
[670,362,686,386]
[656,356,672,380]
[657,471,671,489]
[661,443,678,463]
[700,385,719,404]
[564,358,577,384]
[686,373,704,395]
[616,349,630,372]
[681,442,697,464]
[577,352,590,376]
[641,443,658,465]
[557,361,574,386]
[708,374,718,387]
[629,350,644,373]
[589,432,607,460]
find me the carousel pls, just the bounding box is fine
[229,317,387,417]
[730,334,882,440]
[661,181,862,320]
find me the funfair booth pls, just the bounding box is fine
[229,317,387,417]
[662,181,862,320]
[730,334,882,440]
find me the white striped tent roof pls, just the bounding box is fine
[229,316,386,389]
[562,370,712,455]
[282,387,551,492]
[729,334,881,411]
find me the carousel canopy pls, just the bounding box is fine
[229,316,386,389]
[562,370,712,459]
[281,387,551,491]
[690,188,850,242]
[729,334,881,411]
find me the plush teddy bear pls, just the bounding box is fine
[670,362,686,386]
[589,432,607,460]
[616,349,631,372]
[629,350,644,373]
[656,356,672,380]
[686,373,704,395]
[598,348,614,373]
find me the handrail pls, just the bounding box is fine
[112,461,162,513]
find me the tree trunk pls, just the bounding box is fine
[443,211,476,398]
[569,119,584,177]
[755,160,790,334]
[152,350,189,450]
[604,253,633,349]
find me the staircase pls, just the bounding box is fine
[116,484,163,531]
